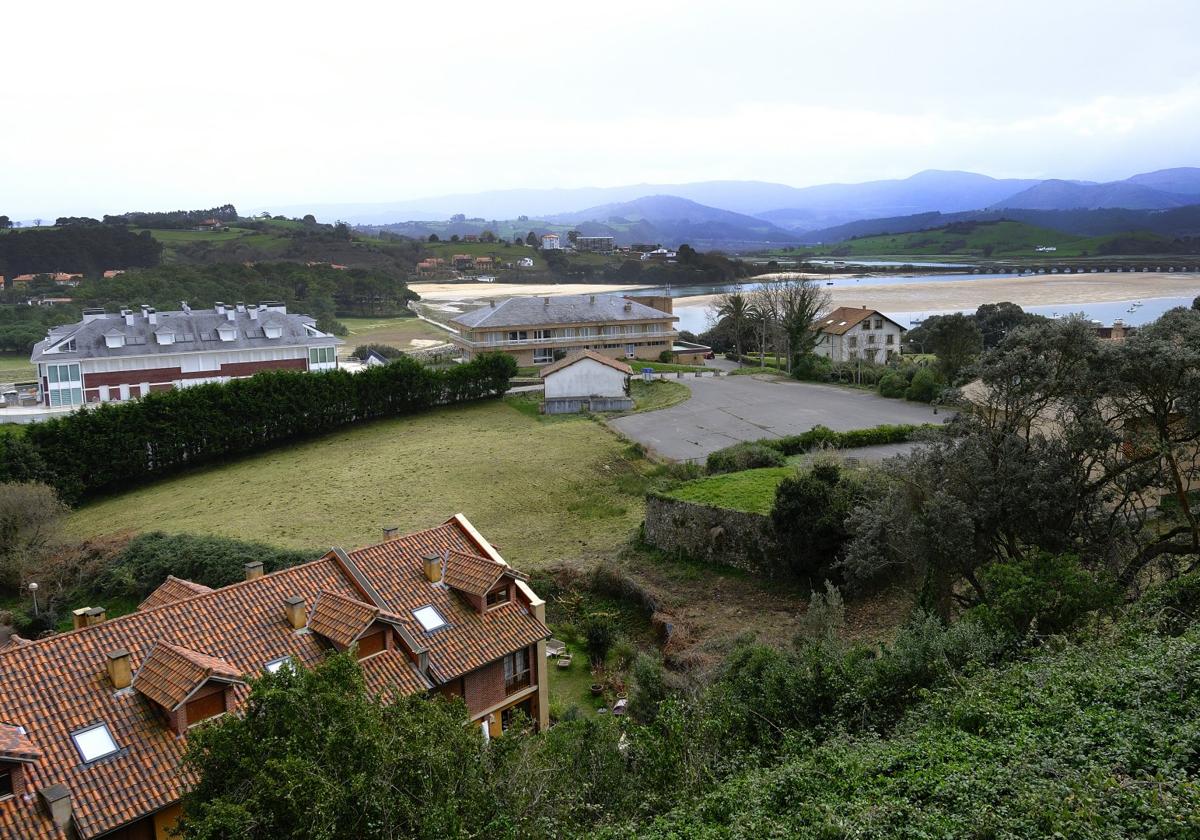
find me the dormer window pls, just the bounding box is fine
[263,324,283,339]
[486,587,510,608]
[217,324,237,342]
[156,330,175,346]
[71,723,119,763]
[56,338,76,353]
[413,605,447,632]
[104,330,126,348]
[0,766,12,800]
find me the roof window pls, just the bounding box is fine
[413,605,447,632]
[71,723,118,763]
[263,324,283,339]
[264,656,291,674]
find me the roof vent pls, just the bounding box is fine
[140,304,150,319]
[106,649,132,689]
[284,596,306,630]
[181,300,191,314]
[590,295,596,304]
[226,306,236,322]
[71,607,92,630]
[382,525,399,539]
[623,302,632,312]
[422,552,443,584]
[38,784,72,830]
[86,607,107,626]
[544,297,550,306]
[489,299,496,308]
[235,301,246,313]
[245,561,264,581]
[248,304,258,321]
[146,307,157,326]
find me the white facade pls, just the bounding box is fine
[543,357,629,399]
[814,312,905,364]
[540,234,562,250]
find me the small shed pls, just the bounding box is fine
[362,349,392,367]
[539,350,633,414]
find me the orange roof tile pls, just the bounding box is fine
[133,643,245,711]
[539,349,634,378]
[443,550,507,597]
[0,516,545,839]
[307,590,379,648]
[0,724,41,762]
[137,576,214,611]
[818,307,905,336]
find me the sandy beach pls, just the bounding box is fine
[674,272,1200,313]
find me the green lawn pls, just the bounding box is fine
[0,352,36,383]
[635,361,710,373]
[625,379,690,413]
[662,466,796,514]
[66,399,654,569]
[337,315,453,353]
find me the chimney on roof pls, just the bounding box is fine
[106,648,132,689]
[248,304,258,321]
[422,552,443,584]
[284,596,306,630]
[226,306,236,321]
[590,295,595,304]
[85,607,106,626]
[82,307,105,323]
[71,607,91,630]
[236,301,246,313]
[383,525,399,540]
[38,784,72,831]
[146,307,157,326]
[244,561,264,581]
[140,304,150,320]
[623,301,632,312]
[215,301,226,316]
[544,296,550,306]
[489,299,495,308]
[122,308,135,327]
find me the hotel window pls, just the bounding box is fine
[532,329,553,341]
[503,648,531,694]
[862,322,871,331]
[532,348,555,364]
[867,334,876,344]
[46,362,82,407]
[848,337,858,348]
[507,331,528,342]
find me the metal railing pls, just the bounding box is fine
[456,332,676,349]
[504,670,532,695]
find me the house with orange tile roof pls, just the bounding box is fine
[814,306,906,364]
[0,515,550,840]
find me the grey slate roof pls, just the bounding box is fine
[450,294,676,329]
[31,307,342,364]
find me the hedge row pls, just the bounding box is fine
[13,352,516,502]
[706,423,938,473]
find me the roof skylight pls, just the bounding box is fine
[413,605,447,632]
[264,656,291,674]
[72,723,118,763]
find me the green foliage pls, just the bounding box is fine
[657,349,674,363]
[16,352,517,502]
[876,370,908,398]
[99,532,317,598]
[790,352,832,381]
[1131,569,1200,635]
[903,365,941,402]
[771,423,933,456]
[0,223,161,277]
[628,653,667,723]
[582,612,617,666]
[662,466,794,514]
[350,343,404,360]
[705,441,787,475]
[920,312,983,381]
[770,464,867,581]
[968,552,1118,638]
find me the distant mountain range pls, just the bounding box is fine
[278,166,1200,251]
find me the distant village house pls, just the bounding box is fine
[814,306,906,364]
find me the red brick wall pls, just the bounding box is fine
[5,763,25,797]
[463,659,506,715]
[83,357,307,388]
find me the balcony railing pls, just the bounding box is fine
[456,331,676,349]
[504,670,532,695]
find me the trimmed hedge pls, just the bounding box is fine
[706,423,938,471]
[18,352,516,501]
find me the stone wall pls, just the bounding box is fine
[644,495,780,576]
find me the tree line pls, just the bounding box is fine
[0,224,162,277]
[1,353,517,501]
[101,204,240,229]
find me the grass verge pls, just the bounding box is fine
[661,466,795,514]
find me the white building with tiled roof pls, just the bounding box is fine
[814,306,906,364]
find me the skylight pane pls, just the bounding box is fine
[413,605,447,632]
[73,724,118,762]
[265,657,290,674]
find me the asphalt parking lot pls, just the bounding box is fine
[609,374,945,462]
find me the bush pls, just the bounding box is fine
[770,466,855,580]
[18,352,518,502]
[1134,570,1200,635]
[705,441,787,475]
[766,423,930,457]
[350,343,404,360]
[905,366,941,402]
[658,350,675,363]
[583,613,617,667]
[628,653,667,723]
[791,353,830,381]
[877,371,907,398]
[968,553,1118,639]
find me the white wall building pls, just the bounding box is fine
[814,307,906,364]
[539,350,632,413]
[540,233,562,250]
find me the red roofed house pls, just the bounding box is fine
[814,306,906,364]
[0,515,550,840]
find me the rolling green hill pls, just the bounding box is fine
[806,219,1179,259]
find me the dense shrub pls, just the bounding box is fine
[705,441,788,474]
[628,653,667,723]
[100,532,319,598]
[17,352,517,502]
[770,463,862,581]
[790,352,830,381]
[768,423,933,457]
[583,613,617,666]
[904,366,941,402]
[967,552,1118,639]
[350,343,404,360]
[876,370,908,398]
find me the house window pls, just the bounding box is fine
[861,322,871,331]
[503,648,531,694]
[532,329,553,341]
[0,767,13,800]
[874,319,883,329]
[413,605,447,632]
[848,337,858,348]
[46,362,82,407]
[532,348,555,364]
[308,346,336,367]
[59,338,76,352]
[356,630,386,659]
[486,587,509,608]
[867,334,876,344]
[186,690,226,726]
[71,723,119,763]
[886,334,895,345]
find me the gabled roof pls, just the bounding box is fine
[0,516,541,840]
[307,590,382,648]
[818,307,907,336]
[133,643,244,711]
[0,724,41,763]
[451,294,676,330]
[137,576,214,612]
[539,349,633,378]
[443,550,508,597]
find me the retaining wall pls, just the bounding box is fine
[644,494,781,576]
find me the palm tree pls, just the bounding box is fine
[716,292,749,363]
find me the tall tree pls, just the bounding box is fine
[712,291,750,362]
[923,312,983,382]
[769,278,829,373]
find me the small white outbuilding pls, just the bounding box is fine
[539,350,633,414]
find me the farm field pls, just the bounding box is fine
[0,352,36,383]
[337,315,453,352]
[66,398,656,568]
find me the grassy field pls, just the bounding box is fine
[662,466,795,514]
[0,352,36,383]
[337,315,453,353]
[66,399,659,569]
[425,241,546,268]
[141,226,290,260]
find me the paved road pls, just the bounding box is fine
[609,374,946,462]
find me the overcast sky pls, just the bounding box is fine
[4,0,1199,218]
